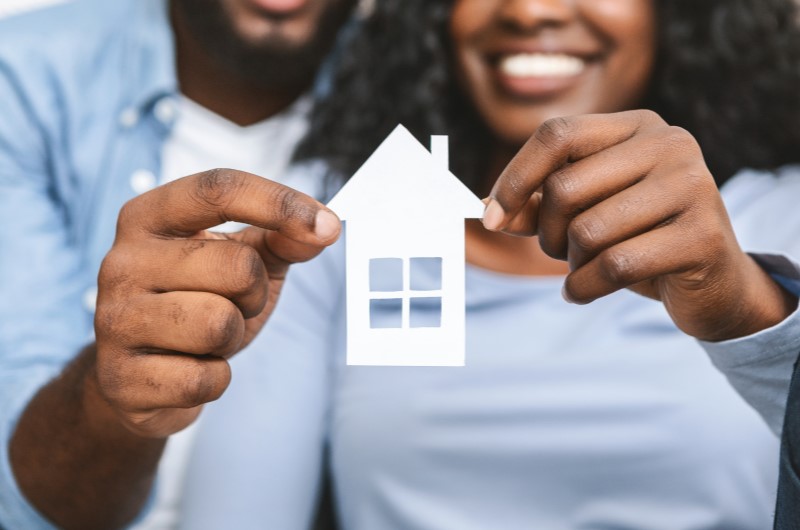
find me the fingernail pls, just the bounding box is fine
[482,198,506,231]
[314,210,340,241]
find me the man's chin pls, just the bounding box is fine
[174,0,355,91]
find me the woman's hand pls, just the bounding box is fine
[483,110,796,342]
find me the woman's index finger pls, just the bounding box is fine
[486,110,662,231]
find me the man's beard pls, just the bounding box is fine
[172,0,354,92]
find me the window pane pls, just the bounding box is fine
[410,297,442,328]
[370,298,403,329]
[409,257,442,291]
[369,258,403,292]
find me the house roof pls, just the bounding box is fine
[327,124,486,221]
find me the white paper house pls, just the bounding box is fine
[328,124,484,366]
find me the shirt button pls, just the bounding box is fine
[130,169,157,194]
[82,286,98,313]
[154,97,177,124]
[119,107,140,128]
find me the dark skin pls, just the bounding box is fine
[171,0,348,125]
[9,1,796,529]
[171,6,297,126]
[480,111,796,340]
[9,0,348,526]
[452,0,796,338]
[11,170,340,529]
[11,171,340,529]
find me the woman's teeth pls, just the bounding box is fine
[499,53,586,78]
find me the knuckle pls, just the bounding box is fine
[633,108,664,126]
[204,362,232,402]
[599,248,636,287]
[180,362,230,405]
[664,126,699,152]
[94,351,128,405]
[178,368,211,406]
[94,302,116,337]
[95,299,131,340]
[535,116,573,149]
[497,167,529,204]
[680,167,716,198]
[543,168,580,211]
[260,184,316,232]
[98,248,136,285]
[96,249,144,338]
[194,168,241,208]
[690,221,724,255]
[202,299,243,351]
[116,199,140,233]
[224,244,265,296]
[272,185,307,224]
[568,217,601,254]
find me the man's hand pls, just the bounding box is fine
[483,110,796,342]
[11,169,339,530]
[94,168,340,438]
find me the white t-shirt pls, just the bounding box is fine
[133,93,317,530]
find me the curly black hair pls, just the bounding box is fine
[295,0,800,194]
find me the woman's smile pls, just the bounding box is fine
[451,0,655,146]
[494,51,591,99]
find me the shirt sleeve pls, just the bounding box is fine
[0,58,92,529]
[699,253,800,436]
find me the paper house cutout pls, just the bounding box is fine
[328,125,484,366]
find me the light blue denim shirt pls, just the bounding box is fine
[0,0,301,527]
[0,0,346,523]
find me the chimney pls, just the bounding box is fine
[430,135,449,172]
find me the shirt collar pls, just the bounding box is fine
[128,0,178,114]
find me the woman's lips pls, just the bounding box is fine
[493,52,588,99]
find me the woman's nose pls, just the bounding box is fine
[496,0,575,31]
